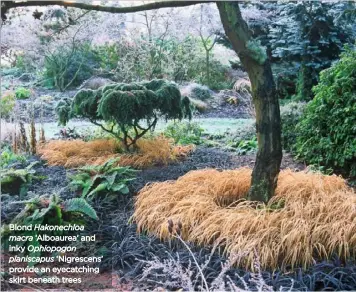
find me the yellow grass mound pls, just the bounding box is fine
[37,137,194,168]
[134,168,356,271]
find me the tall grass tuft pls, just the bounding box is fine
[37,137,194,168]
[134,168,356,271]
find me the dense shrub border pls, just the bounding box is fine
[295,47,356,177]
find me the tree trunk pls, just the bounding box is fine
[216,2,282,203]
[206,50,210,86]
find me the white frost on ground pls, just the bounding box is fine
[0,120,16,142]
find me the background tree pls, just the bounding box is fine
[193,4,221,86]
[121,3,229,87]
[216,2,282,202]
[129,8,176,79]
[217,1,355,100]
[269,1,354,101]
[1,2,233,88]
[1,4,126,75]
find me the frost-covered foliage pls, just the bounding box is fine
[0,91,16,119]
[164,121,204,145]
[43,42,100,91]
[114,4,232,88]
[139,253,274,291]
[56,80,191,150]
[218,2,356,99]
[269,2,355,100]
[2,4,236,90]
[183,83,212,101]
[1,5,126,71]
[280,102,306,152]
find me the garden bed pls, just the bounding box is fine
[5,146,356,291]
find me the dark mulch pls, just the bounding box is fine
[0,157,72,223]
[28,158,73,199]
[132,147,304,192]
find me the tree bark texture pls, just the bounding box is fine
[1,1,208,20]
[217,2,282,203]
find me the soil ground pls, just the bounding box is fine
[132,147,304,192]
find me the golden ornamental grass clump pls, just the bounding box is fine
[37,137,194,168]
[134,168,356,271]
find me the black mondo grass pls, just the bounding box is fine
[89,193,356,291]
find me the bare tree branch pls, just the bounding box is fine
[2,1,210,19]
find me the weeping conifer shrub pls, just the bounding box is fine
[56,79,191,151]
